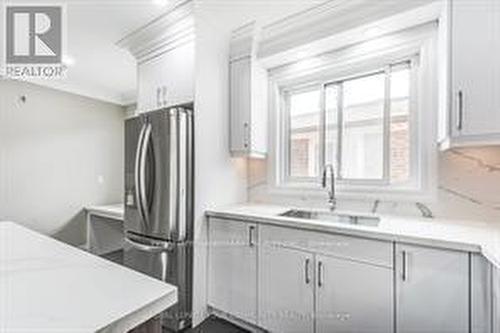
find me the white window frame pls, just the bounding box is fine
[266,25,438,202]
[282,59,418,187]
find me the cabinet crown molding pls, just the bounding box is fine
[230,21,261,62]
[117,0,194,64]
[257,0,441,68]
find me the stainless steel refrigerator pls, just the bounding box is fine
[123,105,194,332]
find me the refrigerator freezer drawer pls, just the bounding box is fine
[123,238,192,331]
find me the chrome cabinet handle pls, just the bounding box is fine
[318,261,324,287]
[305,258,311,284]
[249,225,256,247]
[402,250,409,281]
[456,90,464,131]
[243,122,250,149]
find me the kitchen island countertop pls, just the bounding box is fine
[0,221,177,333]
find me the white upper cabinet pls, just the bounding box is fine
[229,22,268,158]
[447,0,500,147]
[136,41,194,113]
[117,2,194,114]
[395,243,469,333]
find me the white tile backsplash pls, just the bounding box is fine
[247,147,500,222]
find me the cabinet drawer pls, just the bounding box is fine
[260,225,392,268]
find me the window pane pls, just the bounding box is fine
[288,89,320,178]
[325,85,339,170]
[341,73,385,180]
[390,66,411,183]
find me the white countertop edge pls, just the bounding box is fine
[98,289,177,333]
[205,206,500,269]
[86,204,124,221]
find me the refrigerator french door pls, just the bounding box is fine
[124,105,193,332]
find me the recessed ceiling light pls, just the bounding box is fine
[152,0,168,6]
[62,55,75,66]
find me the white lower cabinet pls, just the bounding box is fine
[207,218,257,324]
[395,244,469,333]
[471,253,492,333]
[207,218,489,333]
[257,223,393,333]
[258,245,315,333]
[493,265,500,333]
[316,255,393,333]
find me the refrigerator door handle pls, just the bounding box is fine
[135,122,148,229]
[125,237,174,253]
[138,122,153,229]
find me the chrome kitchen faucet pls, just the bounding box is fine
[322,164,336,211]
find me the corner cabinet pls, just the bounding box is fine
[207,218,258,325]
[229,23,268,158]
[445,0,500,147]
[395,243,469,333]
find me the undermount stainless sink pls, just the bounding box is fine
[279,209,380,227]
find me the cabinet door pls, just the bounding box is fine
[395,244,469,333]
[230,58,251,155]
[259,245,314,333]
[137,59,159,113]
[471,253,492,333]
[208,218,257,324]
[451,0,500,138]
[316,255,393,333]
[137,42,194,113]
[493,265,500,333]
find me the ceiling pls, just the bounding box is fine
[4,0,179,106]
[2,0,319,106]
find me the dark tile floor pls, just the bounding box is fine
[182,316,249,333]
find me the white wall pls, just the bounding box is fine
[192,0,317,325]
[0,79,125,245]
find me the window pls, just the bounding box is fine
[282,60,415,188]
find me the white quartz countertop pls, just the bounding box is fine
[86,204,124,221]
[206,204,500,269]
[0,221,177,333]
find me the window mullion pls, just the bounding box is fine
[319,84,326,176]
[383,66,392,183]
[337,83,344,180]
[284,91,291,182]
